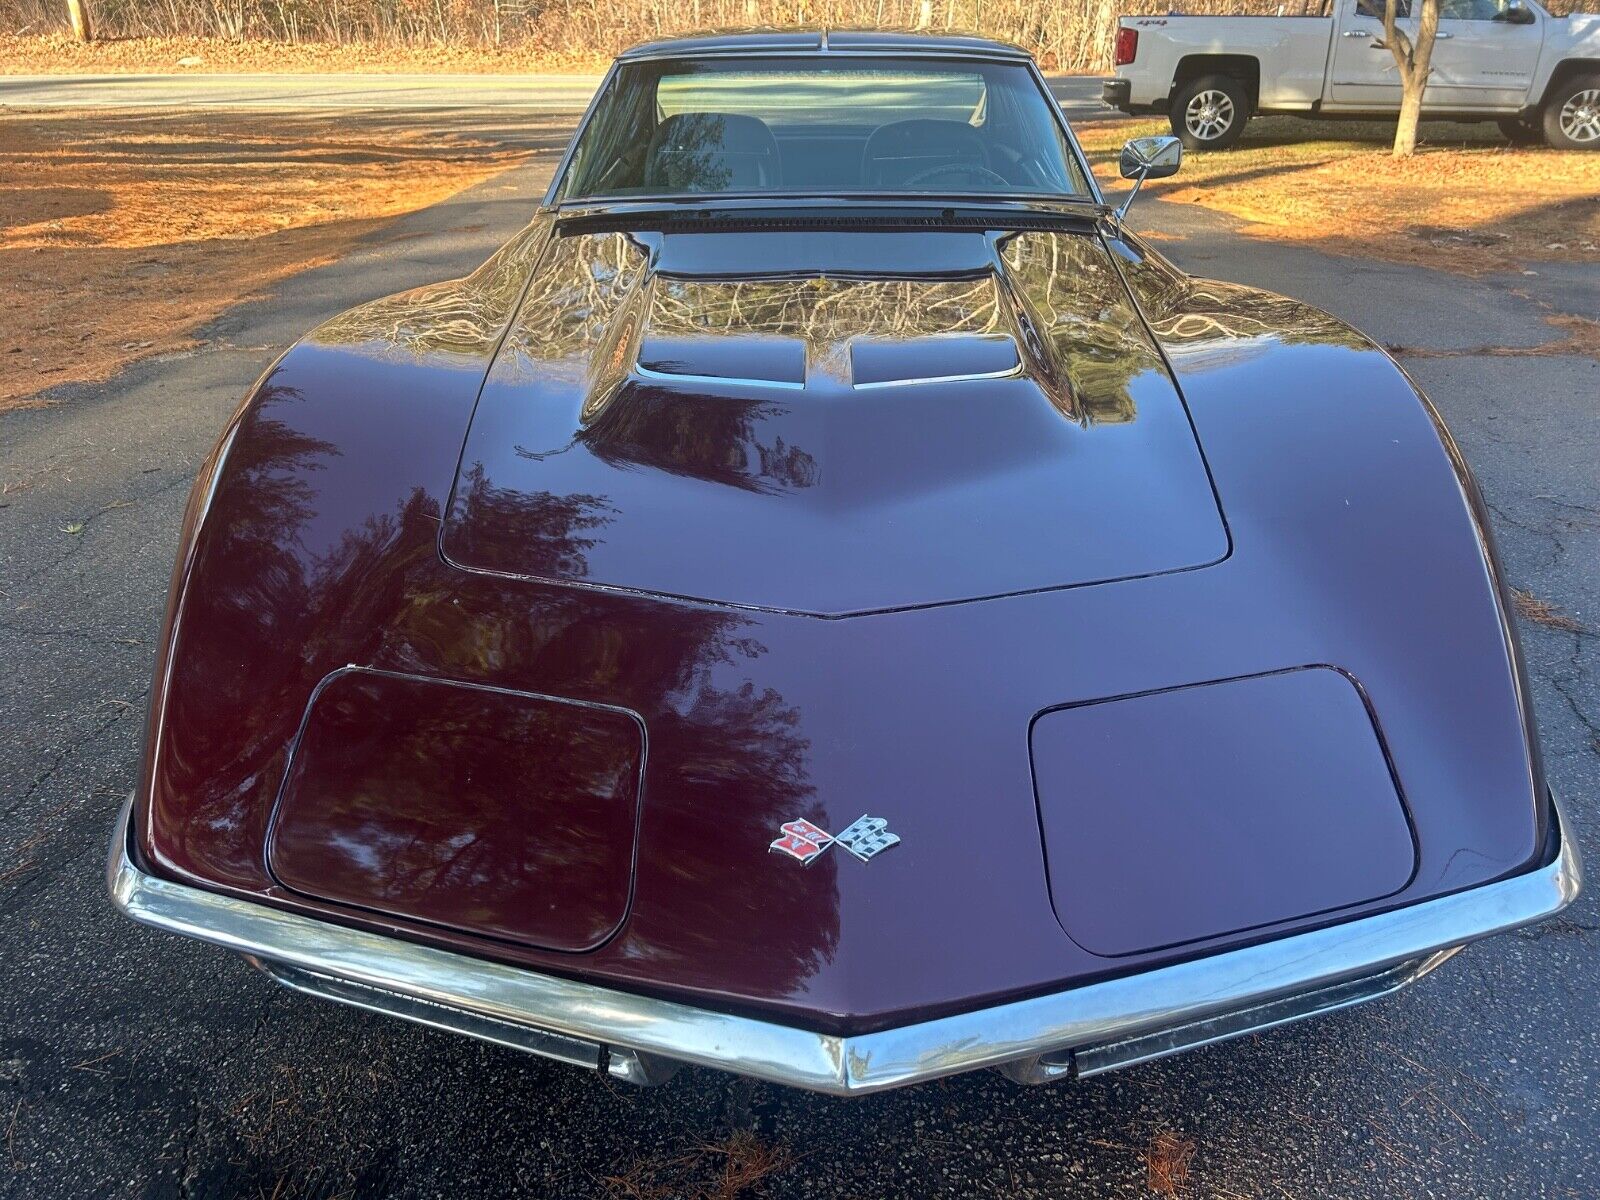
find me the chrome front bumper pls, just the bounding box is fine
[107,797,1580,1095]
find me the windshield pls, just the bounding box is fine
[558,56,1090,201]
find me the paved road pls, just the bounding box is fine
[0,71,1110,115]
[1,115,1596,1200]
[0,72,606,110]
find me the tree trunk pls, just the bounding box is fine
[1383,0,1440,157]
[65,0,93,41]
[1393,74,1426,156]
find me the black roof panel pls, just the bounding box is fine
[616,28,1030,61]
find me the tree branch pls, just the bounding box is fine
[1383,0,1415,83]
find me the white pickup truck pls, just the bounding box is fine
[1104,0,1600,149]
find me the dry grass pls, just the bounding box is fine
[0,109,527,412]
[1512,587,1588,633]
[0,0,1331,75]
[0,31,612,73]
[603,1132,793,1200]
[6,1099,23,1172]
[1076,116,1600,276]
[0,799,71,887]
[1144,1130,1196,1197]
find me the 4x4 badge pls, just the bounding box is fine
[769,815,900,865]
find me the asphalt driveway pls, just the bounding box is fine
[0,73,1107,114]
[1,115,1596,1200]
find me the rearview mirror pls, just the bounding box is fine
[1115,135,1182,222]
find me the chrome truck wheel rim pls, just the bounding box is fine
[1184,90,1235,142]
[1559,89,1600,144]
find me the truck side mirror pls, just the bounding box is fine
[1496,0,1536,23]
[1116,135,1182,221]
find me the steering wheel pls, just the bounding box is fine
[902,161,1010,189]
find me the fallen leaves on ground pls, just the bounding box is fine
[1388,313,1600,360]
[604,1132,794,1200]
[1078,116,1600,277]
[1512,586,1588,633]
[1144,1130,1196,1197]
[0,109,528,411]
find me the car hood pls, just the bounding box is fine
[440,227,1228,615]
[139,218,1546,1031]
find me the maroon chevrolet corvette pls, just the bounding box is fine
[109,31,1579,1094]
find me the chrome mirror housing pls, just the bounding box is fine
[1119,135,1183,181]
[1115,135,1182,222]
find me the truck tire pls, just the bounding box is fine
[1542,73,1600,150]
[1496,115,1544,146]
[1169,74,1252,151]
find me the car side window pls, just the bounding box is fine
[1354,0,1410,17]
[1437,0,1510,17]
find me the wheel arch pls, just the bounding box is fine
[1172,54,1262,108]
[1538,57,1600,108]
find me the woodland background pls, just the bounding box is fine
[7,0,1594,74]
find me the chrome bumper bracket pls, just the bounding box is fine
[255,958,609,1071]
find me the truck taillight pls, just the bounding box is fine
[1114,27,1138,66]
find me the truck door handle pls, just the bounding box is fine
[1343,28,1371,35]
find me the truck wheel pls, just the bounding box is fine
[1496,116,1544,146]
[1169,75,1252,151]
[1542,74,1600,150]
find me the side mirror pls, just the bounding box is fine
[1496,0,1536,23]
[1119,135,1183,181]
[1115,135,1182,221]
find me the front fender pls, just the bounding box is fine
[135,219,552,889]
[1109,231,1551,877]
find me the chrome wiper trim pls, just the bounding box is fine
[552,196,1101,225]
[107,795,1580,1095]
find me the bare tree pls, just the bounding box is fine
[65,0,93,40]
[1380,0,1441,156]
